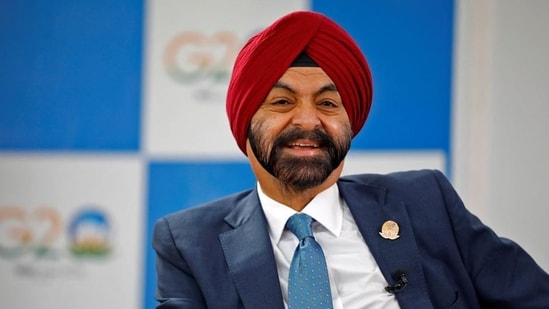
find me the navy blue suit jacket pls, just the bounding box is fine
[153,169,549,308]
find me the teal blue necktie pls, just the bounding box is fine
[286,213,333,309]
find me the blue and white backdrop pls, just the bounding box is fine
[2,1,548,308]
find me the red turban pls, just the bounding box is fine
[226,11,373,155]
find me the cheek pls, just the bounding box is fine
[249,117,274,146]
[323,116,352,136]
[250,114,287,139]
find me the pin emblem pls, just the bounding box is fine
[379,220,400,240]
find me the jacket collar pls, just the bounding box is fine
[220,188,284,309]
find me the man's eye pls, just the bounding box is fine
[319,100,337,107]
[272,99,291,105]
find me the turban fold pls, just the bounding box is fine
[226,11,373,154]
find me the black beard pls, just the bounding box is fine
[248,126,351,190]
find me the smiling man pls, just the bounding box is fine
[152,11,549,309]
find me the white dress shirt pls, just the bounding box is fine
[258,182,401,309]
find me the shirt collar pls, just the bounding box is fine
[258,182,343,244]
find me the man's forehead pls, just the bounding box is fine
[269,67,339,99]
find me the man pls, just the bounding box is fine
[153,11,549,308]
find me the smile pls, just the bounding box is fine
[288,142,320,148]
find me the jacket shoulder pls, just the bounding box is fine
[340,169,448,188]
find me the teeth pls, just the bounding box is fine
[290,143,319,148]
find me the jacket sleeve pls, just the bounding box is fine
[432,170,549,307]
[152,217,207,309]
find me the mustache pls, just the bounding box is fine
[272,127,334,150]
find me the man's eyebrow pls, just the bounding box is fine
[314,83,338,97]
[272,82,338,96]
[272,81,296,94]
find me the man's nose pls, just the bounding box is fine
[291,102,321,130]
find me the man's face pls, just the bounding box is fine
[248,67,352,190]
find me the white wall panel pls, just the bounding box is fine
[453,0,549,269]
[0,155,144,309]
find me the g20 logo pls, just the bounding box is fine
[0,205,111,259]
[163,31,241,84]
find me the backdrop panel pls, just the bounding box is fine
[0,155,144,309]
[0,1,143,151]
[0,1,456,308]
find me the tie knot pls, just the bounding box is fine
[286,213,314,240]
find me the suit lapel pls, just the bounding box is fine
[338,180,434,309]
[219,189,284,309]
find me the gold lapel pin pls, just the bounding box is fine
[379,220,400,240]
